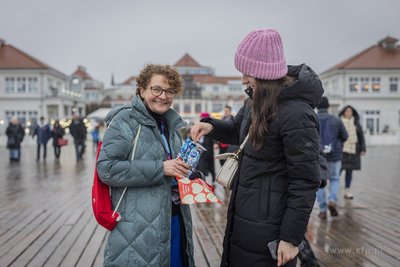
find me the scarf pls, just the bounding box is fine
[341,115,357,154]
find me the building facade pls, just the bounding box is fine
[0,38,86,135]
[319,37,400,141]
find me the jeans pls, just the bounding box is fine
[74,138,86,160]
[317,160,341,212]
[37,144,47,158]
[345,170,353,188]
[54,146,61,158]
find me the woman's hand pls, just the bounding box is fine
[163,159,189,179]
[190,122,213,142]
[360,151,366,156]
[277,240,299,266]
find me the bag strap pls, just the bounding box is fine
[111,123,142,218]
[233,133,249,159]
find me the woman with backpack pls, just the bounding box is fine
[96,64,195,267]
[339,106,366,199]
[191,28,323,267]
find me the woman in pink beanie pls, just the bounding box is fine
[191,28,324,267]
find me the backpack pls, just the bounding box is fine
[318,114,336,154]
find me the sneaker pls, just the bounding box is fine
[328,201,338,216]
[318,211,327,219]
[344,188,354,199]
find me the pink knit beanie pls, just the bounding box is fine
[234,28,287,80]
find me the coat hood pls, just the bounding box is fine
[338,105,360,123]
[278,64,324,109]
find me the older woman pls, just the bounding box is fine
[97,64,194,267]
[191,29,323,267]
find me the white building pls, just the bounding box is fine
[319,36,400,144]
[101,54,247,122]
[71,66,104,114]
[0,38,86,135]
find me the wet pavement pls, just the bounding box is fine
[0,142,399,266]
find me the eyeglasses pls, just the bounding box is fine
[148,86,175,98]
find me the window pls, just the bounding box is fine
[5,77,14,93]
[17,77,26,92]
[173,104,180,113]
[349,77,358,92]
[332,79,339,94]
[201,86,206,91]
[390,77,398,92]
[212,104,222,112]
[85,92,90,99]
[372,77,380,92]
[361,77,369,92]
[184,103,191,113]
[195,103,201,113]
[28,77,38,92]
[363,110,380,134]
[213,86,219,92]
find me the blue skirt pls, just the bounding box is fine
[170,215,184,267]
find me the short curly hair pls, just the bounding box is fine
[135,64,184,96]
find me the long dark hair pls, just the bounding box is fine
[249,76,291,150]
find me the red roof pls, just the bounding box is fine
[122,76,136,85]
[174,53,201,67]
[0,43,67,77]
[193,74,242,84]
[72,68,92,80]
[321,36,400,74]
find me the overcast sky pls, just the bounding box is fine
[1,0,400,87]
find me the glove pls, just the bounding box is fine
[189,171,205,181]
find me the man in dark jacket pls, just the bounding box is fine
[32,117,51,160]
[316,97,348,218]
[69,113,87,161]
[6,118,25,161]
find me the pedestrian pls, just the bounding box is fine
[32,117,51,161]
[96,64,195,267]
[195,112,216,184]
[215,106,233,166]
[69,113,87,162]
[91,124,100,151]
[6,117,25,161]
[316,97,348,218]
[339,105,366,199]
[52,120,65,161]
[191,28,323,267]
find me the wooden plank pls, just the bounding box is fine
[193,229,209,267]
[59,215,98,267]
[92,235,107,267]
[76,224,107,267]
[43,208,93,267]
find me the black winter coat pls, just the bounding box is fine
[203,64,323,267]
[52,126,65,147]
[317,109,348,162]
[338,106,366,171]
[69,119,87,139]
[6,123,25,149]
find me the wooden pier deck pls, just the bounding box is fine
[0,143,399,266]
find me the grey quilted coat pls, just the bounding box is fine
[97,95,195,267]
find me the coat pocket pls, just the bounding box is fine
[259,177,271,221]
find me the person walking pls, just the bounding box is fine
[6,117,25,161]
[91,124,100,151]
[195,112,216,184]
[69,113,87,161]
[52,120,65,161]
[316,97,348,218]
[32,117,51,161]
[191,28,323,267]
[339,105,366,199]
[97,64,195,267]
